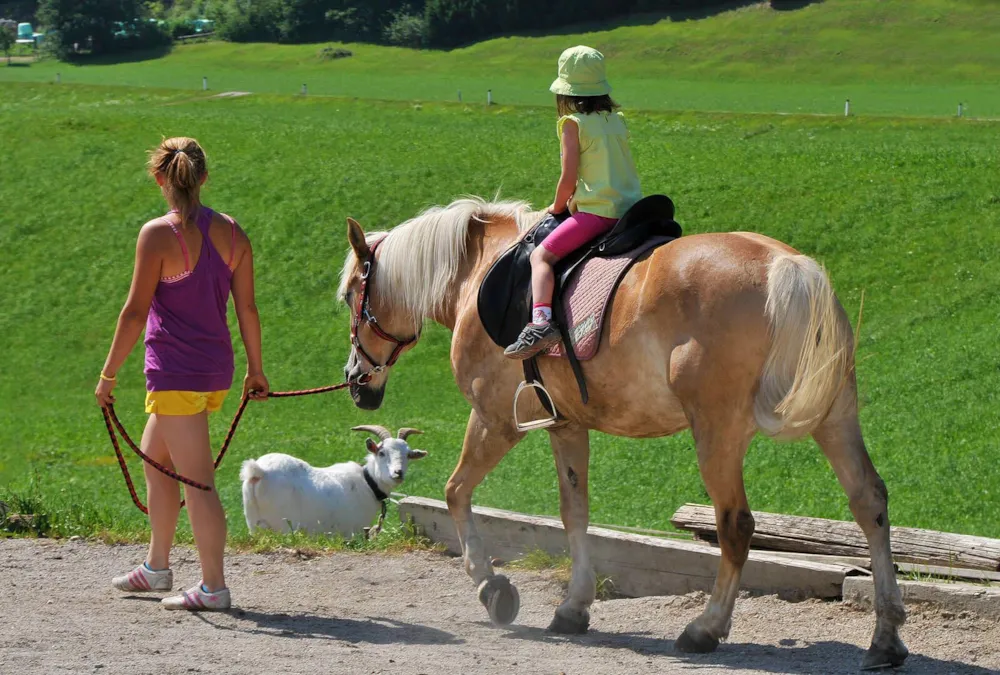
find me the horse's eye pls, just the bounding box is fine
[378,451,385,458]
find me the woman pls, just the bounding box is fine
[95,137,268,610]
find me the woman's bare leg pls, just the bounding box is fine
[156,413,227,591]
[142,415,181,570]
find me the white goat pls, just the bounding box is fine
[240,425,427,537]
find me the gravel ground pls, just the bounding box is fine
[1,538,997,674]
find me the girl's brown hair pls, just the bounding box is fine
[556,94,620,118]
[147,137,207,225]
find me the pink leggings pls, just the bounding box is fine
[540,211,618,259]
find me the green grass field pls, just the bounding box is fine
[2,80,998,546]
[2,0,999,117]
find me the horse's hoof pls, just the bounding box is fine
[675,623,720,654]
[861,637,909,670]
[547,608,590,634]
[477,575,520,626]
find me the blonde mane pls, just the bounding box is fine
[338,196,540,324]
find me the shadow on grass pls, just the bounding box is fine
[497,625,993,675]
[66,44,173,66]
[198,608,464,646]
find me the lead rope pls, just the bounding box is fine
[102,382,354,514]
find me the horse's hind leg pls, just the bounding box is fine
[813,402,907,670]
[676,414,757,653]
[445,409,523,625]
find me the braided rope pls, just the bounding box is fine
[103,382,353,513]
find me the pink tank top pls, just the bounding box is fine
[144,206,237,393]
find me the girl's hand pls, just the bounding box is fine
[95,376,117,409]
[547,202,567,215]
[243,372,270,401]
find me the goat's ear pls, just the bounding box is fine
[407,449,428,461]
[366,438,380,454]
[347,218,370,261]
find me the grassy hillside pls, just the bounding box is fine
[2,0,999,116]
[2,82,999,542]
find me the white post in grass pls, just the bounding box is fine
[301,83,307,96]
[203,76,208,91]
[458,89,462,102]
[844,99,850,117]
[55,72,61,84]
[487,89,493,106]
[957,102,963,117]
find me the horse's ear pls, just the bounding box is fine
[347,217,370,260]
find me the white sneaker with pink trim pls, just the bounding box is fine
[112,564,173,592]
[162,584,231,611]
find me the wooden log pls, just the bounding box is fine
[895,563,1000,584]
[399,497,853,599]
[694,534,1000,583]
[671,503,1000,571]
[740,549,873,573]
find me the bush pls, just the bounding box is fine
[0,18,14,62]
[383,9,427,48]
[318,45,352,60]
[37,0,171,58]
[202,0,422,46]
[212,0,283,42]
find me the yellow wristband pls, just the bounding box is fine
[100,372,117,382]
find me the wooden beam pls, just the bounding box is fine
[844,577,1000,621]
[671,503,1000,571]
[399,497,854,599]
[895,563,1000,584]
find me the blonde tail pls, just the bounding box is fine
[754,254,854,440]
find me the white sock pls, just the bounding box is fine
[532,304,552,324]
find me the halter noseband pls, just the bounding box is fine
[350,238,417,383]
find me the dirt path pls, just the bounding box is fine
[1,539,997,674]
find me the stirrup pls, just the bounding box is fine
[513,380,559,432]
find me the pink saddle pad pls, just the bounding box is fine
[546,237,672,361]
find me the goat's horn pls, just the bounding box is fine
[351,425,392,441]
[397,428,423,441]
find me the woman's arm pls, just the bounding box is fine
[230,230,269,400]
[95,226,163,407]
[549,118,581,214]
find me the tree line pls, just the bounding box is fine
[18,0,732,58]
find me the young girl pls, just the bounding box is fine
[505,45,642,360]
[94,137,269,611]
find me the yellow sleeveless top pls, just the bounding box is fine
[558,111,642,219]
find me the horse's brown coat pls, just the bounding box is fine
[339,202,908,668]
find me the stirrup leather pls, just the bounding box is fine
[513,380,559,432]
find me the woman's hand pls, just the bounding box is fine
[95,376,117,408]
[243,372,270,401]
[547,202,568,215]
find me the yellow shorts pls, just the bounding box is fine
[145,390,229,416]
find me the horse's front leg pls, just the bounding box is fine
[547,424,596,634]
[445,408,523,625]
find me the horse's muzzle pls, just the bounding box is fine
[350,381,385,410]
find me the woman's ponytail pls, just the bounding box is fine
[148,138,207,225]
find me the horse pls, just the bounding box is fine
[336,197,907,670]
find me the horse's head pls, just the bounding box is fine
[338,218,420,410]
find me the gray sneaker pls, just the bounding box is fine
[162,584,231,611]
[112,564,173,592]
[504,322,562,360]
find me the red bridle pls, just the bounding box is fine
[350,238,418,383]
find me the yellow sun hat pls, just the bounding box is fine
[549,45,612,97]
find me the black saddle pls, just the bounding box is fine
[477,194,682,408]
